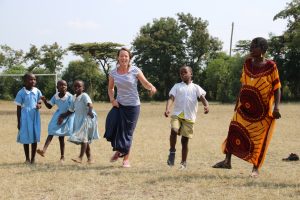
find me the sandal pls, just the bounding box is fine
[212,161,232,169]
[71,158,82,164]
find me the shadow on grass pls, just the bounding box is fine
[145,172,299,189]
[0,162,121,175]
[145,173,244,184]
[242,181,299,189]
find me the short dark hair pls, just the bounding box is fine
[23,72,34,82]
[251,37,268,53]
[180,65,192,73]
[74,79,84,87]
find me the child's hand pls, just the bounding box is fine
[36,100,42,109]
[204,106,209,114]
[164,110,170,117]
[88,111,94,118]
[41,96,46,101]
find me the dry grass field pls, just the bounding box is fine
[0,100,299,200]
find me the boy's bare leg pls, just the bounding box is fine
[31,143,37,164]
[167,129,177,166]
[23,144,30,163]
[169,129,177,152]
[58,136,65,161]
[181,136,189,163]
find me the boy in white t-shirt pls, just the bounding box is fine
[164,65,209,169]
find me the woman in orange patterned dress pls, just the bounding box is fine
[212,37,281,178]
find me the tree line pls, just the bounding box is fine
[0,1,299,102]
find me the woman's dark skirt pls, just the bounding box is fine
[104,104,140,155]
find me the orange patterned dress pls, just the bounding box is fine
[222,58,281,168]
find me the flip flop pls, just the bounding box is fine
[212,161,232,169]
[71,158,82,164]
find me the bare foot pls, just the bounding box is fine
[250,169,259,178]
[87,159,95,164]
[71,158,82,164]
[212,160,232,169]
[24,160,30,164]
[110,152,120,162]
[36,149,45,157]
[59,157,65,164]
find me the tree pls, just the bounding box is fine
[68,42,124,82]
[273,0,300,99]
[62,55,106,101]
[132,13,222,100]
[25,43,67,73]
[203,52,243,102]
[0,45,24,69]
[0,65,27,100]
[233,40,251,55]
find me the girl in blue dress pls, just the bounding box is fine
[37,80,74,162]
[59,80,99,164]
[15,73,42,164]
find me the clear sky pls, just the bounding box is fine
[0,0,290,66]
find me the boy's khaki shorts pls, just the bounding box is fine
[170,115,194,139]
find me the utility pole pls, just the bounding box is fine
[229,22,234,57]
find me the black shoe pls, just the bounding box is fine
[282,153,299,161]
[167,152,176,166]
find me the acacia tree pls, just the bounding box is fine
[24,42,67,73]
[132,13,222,100]
[62,55,106,100]
[68,42,124,82]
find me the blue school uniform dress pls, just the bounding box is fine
[14,87,42,144]
[68,93,99,144]
[48,92,74,136]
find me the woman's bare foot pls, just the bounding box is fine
[36,149,45,157]
[110,151,120,162]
